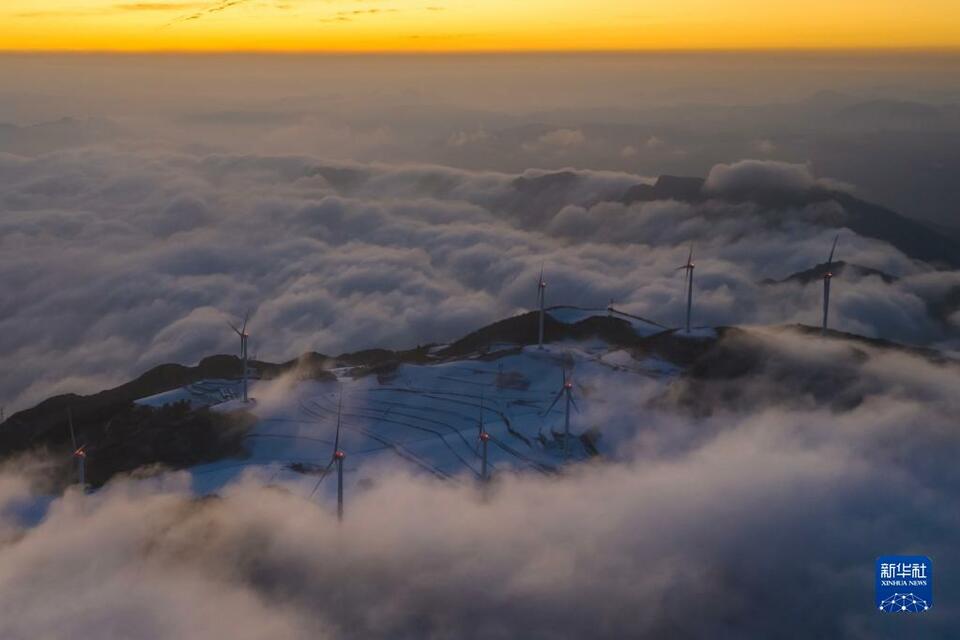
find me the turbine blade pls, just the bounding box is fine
[536,264,546,307]
[569,393,580,414]
[67,408,77,450]
[687,244,694,265]
[479,388,485,432]
[543,389,564,415]
[308,459,337,498]
[241,309,250,334]
[227,321,241,336]
[827,234,839,265]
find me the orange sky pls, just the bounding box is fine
[2,0,960,52]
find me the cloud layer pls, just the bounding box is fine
[1,332,958,639]
[1,54,958,640]
[1,149,957,411]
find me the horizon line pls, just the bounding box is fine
[3,46,960,57]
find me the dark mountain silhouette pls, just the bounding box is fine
[0,354,335,454]
[927,284,960,327]
[758,241,957,331]
[620,175,960,269]
[761,260,897,286]
[656,324,948,417]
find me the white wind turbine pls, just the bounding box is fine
[227,312,251,403]
[542,362,579,458]
[536,264,547,349]
[310,387,347,520]
[67,408,87,492]
[821,234,840,335]
[676,246,695,334]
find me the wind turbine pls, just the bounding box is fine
[542,362,579,458]
[67,408,87,492]
[310,387,346,520]
[227,311,250,403]
[536,264,547,349]
[676,246,695,334]
[821,234,840,336]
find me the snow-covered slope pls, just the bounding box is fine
[166,338,680,501]
[124,307,688,506]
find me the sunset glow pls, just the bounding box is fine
[3,0,960,52]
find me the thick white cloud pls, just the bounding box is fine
[0,149,955,411]
[704,159,851,196]
[1,333,958,639]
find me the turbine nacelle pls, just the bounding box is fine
[334,450,346,461]
[228,311,251,340]
[677,245,696,271]
[73,446,86,459]
[479,431,491,443]
[677,245,696,333]
[228,323,249,339]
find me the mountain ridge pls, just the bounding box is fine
[619,174,960,269]
[1,308,951,491]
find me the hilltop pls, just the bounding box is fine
[1,306,952,495]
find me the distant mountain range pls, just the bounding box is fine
[504,170,960,269]
[621,175,960,269]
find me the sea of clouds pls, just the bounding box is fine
[1,53,959,639]
[0,331,957,639]
[1,148,958,412]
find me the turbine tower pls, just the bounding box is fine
[478,389,490,483]
[676,246,695,334]
[310,386,346,520]
[543,363,579,458]
[335,428,345,521]
[67,408,87,492]
[821,234,839,336]
[536,264,547,349]
[228,312,250,403]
